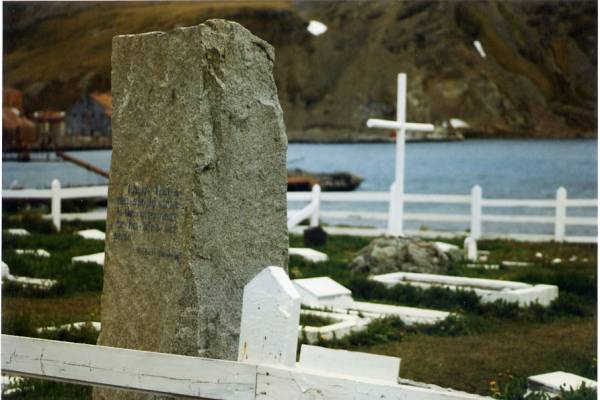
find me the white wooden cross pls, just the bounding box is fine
[2,266,483,399]
[366,73,435,236]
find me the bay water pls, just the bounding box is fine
[3,139,597,237]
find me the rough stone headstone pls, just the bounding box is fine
[350,237,451,275]
[95,19,287,399]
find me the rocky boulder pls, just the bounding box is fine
[350,237,453,275]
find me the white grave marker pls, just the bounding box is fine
[76,229,106,241]
[366,73,435,236]
[14,249,50,258]
[238,266,300,367]
[72,252,105,266]
[293,276,353,308]
[289,247,328,263]
[464,236,478,261]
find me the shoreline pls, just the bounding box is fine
[2,135,597,155]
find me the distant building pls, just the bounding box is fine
[31,110,66,146]
[65,92,112,136]
[2,107,37,150]
[3,88,37,149]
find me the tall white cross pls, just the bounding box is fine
[366,73,435,236]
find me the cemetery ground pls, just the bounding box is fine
[1,213,597,399]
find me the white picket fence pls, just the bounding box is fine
[289,185,597,243]
[2,266,484,399]
[2,179,597,243]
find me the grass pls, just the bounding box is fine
[3,379,91,400]
[299,312,336,327]
[1,215,596,397]
[289,233,596,395]
[364,319,597,395]
[2,229,105,296]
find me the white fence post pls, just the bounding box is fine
[554,187,567,242]
[387,182,403,236]
[238,266,300,368]
[470,185,482,240]
[51,179,62,231]
[310,184,321,227]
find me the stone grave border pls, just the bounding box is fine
[372,272,559,307]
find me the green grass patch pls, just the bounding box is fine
[3,378,91,400]
[0,222,595,397]
[299,313,336,327]
[2,231,105,297]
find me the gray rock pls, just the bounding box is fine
[95,19,287,399]
[350,237,451,275]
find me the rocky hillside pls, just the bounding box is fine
[3,1,597,140]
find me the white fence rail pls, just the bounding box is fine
[2,179,597,243]
[2,266,482,400]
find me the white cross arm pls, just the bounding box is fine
[367,118,435,132]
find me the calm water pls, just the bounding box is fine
[3,139,597,236]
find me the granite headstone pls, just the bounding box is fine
[96,20,287,399]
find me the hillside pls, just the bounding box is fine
[3,1,597,140]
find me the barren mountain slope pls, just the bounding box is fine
[3,1,597,139]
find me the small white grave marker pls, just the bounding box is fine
[238,266,300,368]
[293,277,353,308]
[299,345,401,383]
[464,236,477,261]
[5,229,30,236]
[1,261,10,279]
[76,229,106,240]
[72,252,105,266]
[1,262,57,289]
[15,249,50,258]
[289,247,328,263]
[501,261,532,268]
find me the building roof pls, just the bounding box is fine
[90,92,112,117]
[293,277,352,298]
